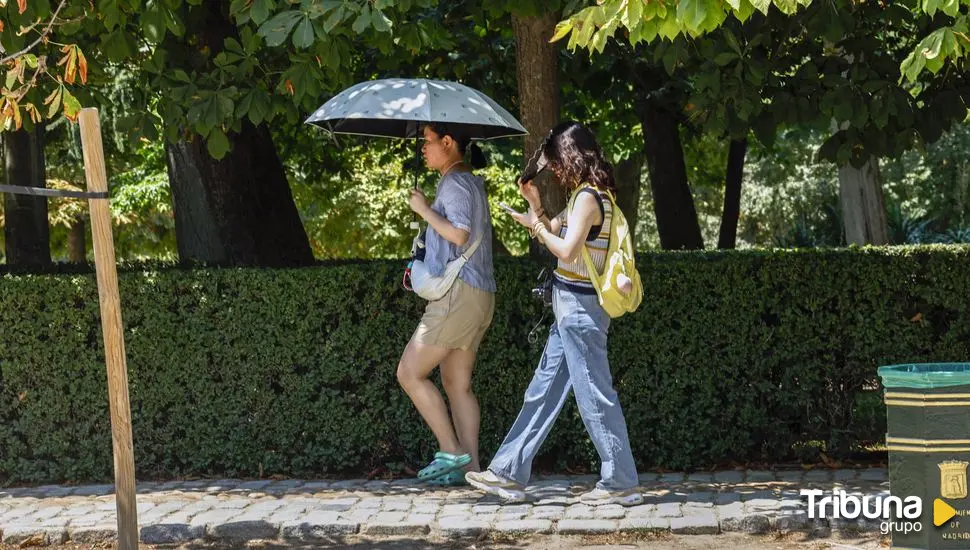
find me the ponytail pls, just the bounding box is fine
[468,142,488,169]
[423,122,488,169]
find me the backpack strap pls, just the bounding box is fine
[568,184,612,241]
[568,184,604,279]
[577,187,605,241]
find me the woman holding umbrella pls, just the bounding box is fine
[397,122,496,486]
[305,78,525,485]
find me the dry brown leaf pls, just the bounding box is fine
[18,533,46,547]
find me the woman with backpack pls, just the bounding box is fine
[465,121,642,505]
[398,122,496,487]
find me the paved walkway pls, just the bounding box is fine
[0,469,889,545]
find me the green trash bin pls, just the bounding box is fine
[879,363,970,549]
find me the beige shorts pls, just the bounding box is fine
[412,278,495,353]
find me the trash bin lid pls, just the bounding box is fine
[878,363,970,389]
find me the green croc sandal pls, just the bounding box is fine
[417,451,471,481]
[426,470,467,487]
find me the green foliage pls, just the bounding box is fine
[731,121,970,249]
[560,0,968,84]
[886,203,936,246]
[3,0,465,157]
[899,12,970,83]
[680,130,733,242]
[740,127,841,247]
[0,1,91,129]
[40,89,177,263]
[881,120,970,232]
[105,142,177,261]
[632,130,736,250]
[562,1,970,168]
[282,137,529,259]
[0,69,176,263]
[773,198,844,248]
[557,0,811,53]
[7,247,970,483]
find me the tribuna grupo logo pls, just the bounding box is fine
[801,489,923,535]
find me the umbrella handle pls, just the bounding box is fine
[411,136,421,229]
[413,135,421,190]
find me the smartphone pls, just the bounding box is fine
[498,202,520,215]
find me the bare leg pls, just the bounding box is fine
[441,348,480,471]
[397,338,463,455]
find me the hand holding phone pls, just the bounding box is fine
[499,201,520,215]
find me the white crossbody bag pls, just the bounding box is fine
[405,229,483,301]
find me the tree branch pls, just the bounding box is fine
[0,0,68,66]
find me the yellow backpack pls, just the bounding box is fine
[569,184,643,319]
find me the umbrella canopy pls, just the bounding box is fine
[305,78,527,140]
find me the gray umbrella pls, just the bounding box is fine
[304,78,527,140]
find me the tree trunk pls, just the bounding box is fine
[839,157,889,245]
[718,137,747,249]
[166,123,313,266]
[164,0,312,267]
[3,127,51,266]
[639,103,704,250]
[68,218,86,263]
[513,12,562,259]
[614,152,644,243]
[166,143,228,264]
[825,46,888,247]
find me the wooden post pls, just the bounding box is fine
[79,107,139,550]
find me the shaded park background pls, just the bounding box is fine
[1,0,970,483]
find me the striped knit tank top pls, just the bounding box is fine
[553,186,612,294]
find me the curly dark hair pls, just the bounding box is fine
[540,121,615,192]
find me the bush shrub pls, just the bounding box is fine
[2,246,967,484]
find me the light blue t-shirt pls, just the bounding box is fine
[424,171,496,293]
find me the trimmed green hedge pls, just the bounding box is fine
[2,246,969,484]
